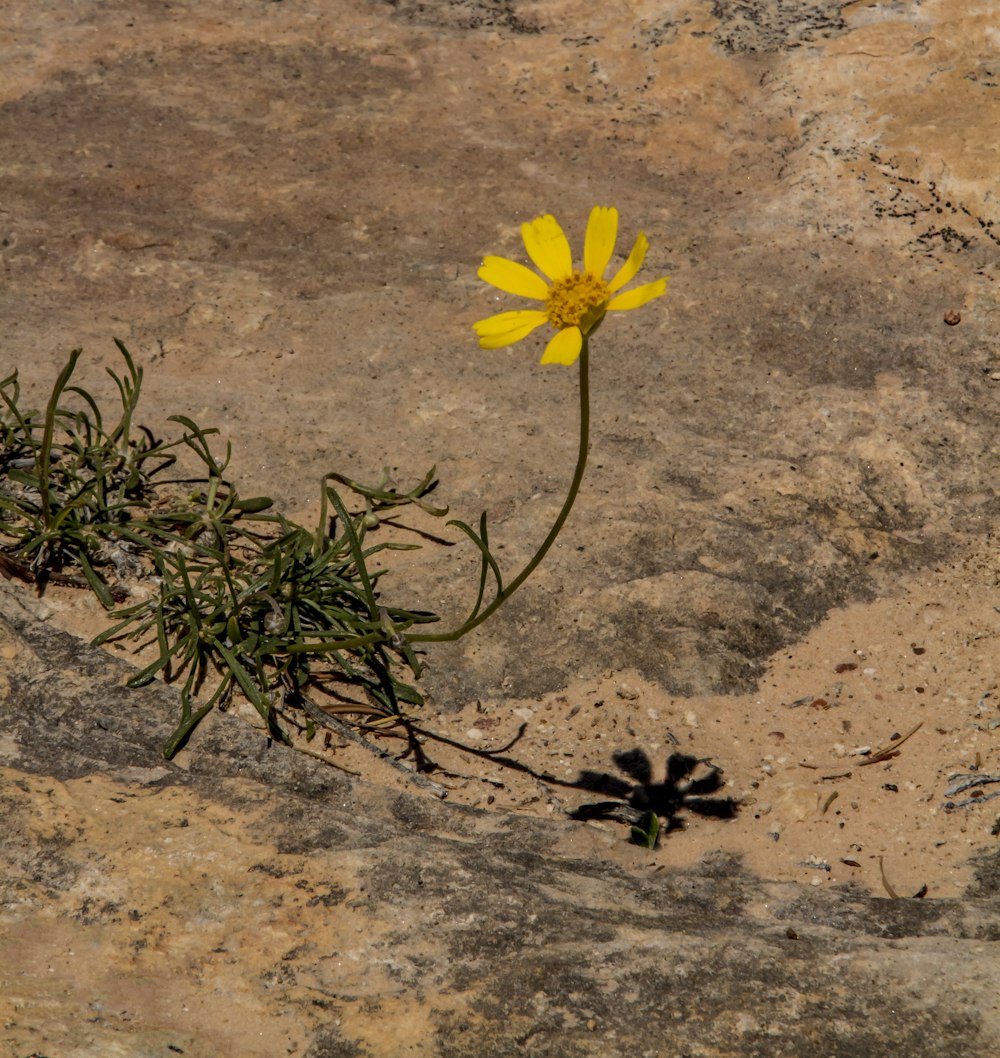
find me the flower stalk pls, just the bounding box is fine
[408,336,591,644]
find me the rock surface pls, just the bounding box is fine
[3,586,1000,1057]
[2,0,998,703]
[2,0,1000,1053]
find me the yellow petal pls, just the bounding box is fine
[478,255,550,300]
[607,232,649,294]
[521,214,573,281]
[473,309,548,349]
[540,326,583,366]
[584,206,618,279]
[607,277,668,312]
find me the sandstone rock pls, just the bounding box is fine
[2,1,1000,1053]
[3,585,1000,1056]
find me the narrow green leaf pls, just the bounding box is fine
[629,810,660,849]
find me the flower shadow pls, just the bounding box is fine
[397,720,740,834]
[568,747,741,831]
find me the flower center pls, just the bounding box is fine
[545,272,610,332]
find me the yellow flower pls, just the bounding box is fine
[473,207,668,366]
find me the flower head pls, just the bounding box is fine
[473,207,668,365]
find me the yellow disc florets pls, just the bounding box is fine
[545,272,610,331]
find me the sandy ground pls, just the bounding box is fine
[30,519,1000,901]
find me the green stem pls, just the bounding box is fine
[39,348,85,531]
[409,336,591,644]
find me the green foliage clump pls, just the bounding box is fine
[0,343,444,757]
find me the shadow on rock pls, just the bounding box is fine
[569,748,741,830]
